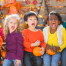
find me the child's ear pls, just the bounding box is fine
[25,21,28,24]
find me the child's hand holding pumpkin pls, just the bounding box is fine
[52,46,60,52]
[40,47,45,55]
[56,47,60,51]
[52,46,57,52]
[46,44,52,50]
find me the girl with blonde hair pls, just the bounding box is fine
[3,14,24,66]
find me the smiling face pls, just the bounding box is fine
[7,0,16,4]
[8,18,18,33]
[47,14,60,30]
[25,15,38,30]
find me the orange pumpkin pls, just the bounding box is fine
[33,47,42,56]
[1,50,6,58]
[46,49,56,55]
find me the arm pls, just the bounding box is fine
[15,60,21,66]
[31,40,40,47]
[16,33,24,60]
[23,35,40,48]
[23,33,32,48]
[46,44,52,50]
[59,28,66,52]
[46,44,60,52]
[40,32,46,49]
[40,32,46,55]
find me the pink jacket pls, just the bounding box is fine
[0,28,4,40]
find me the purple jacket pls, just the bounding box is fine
[5,31,24,60]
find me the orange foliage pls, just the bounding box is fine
[1,50,6,58]
[1,0,24,15]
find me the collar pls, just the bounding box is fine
[8,31,16,35]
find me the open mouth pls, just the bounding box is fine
[52,23,56,27]
[10,3,13,4]
[11,26,15,30]
[31,23,35,26]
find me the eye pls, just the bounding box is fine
[49,19,52,20]
[34,19,36,20]
[10,22,12,24]
[54,18,58,20]
[30,19,32,20]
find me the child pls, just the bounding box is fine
[3,14,24,66]
[22,11,46,66]
[0,28,4,62]
[43,11,66,66]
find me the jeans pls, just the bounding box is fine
[23,51,42,66]
[61,48,66,66]
[43,52,61,66]
[3,58,23,66]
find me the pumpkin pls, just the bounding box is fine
[46,49,56,55]
[33,47,42,56]
[1,50,6,58]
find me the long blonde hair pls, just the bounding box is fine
[3,14,23,40]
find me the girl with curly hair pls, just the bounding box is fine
[3,14,24,66]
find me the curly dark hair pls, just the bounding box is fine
[47,12,63,24]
